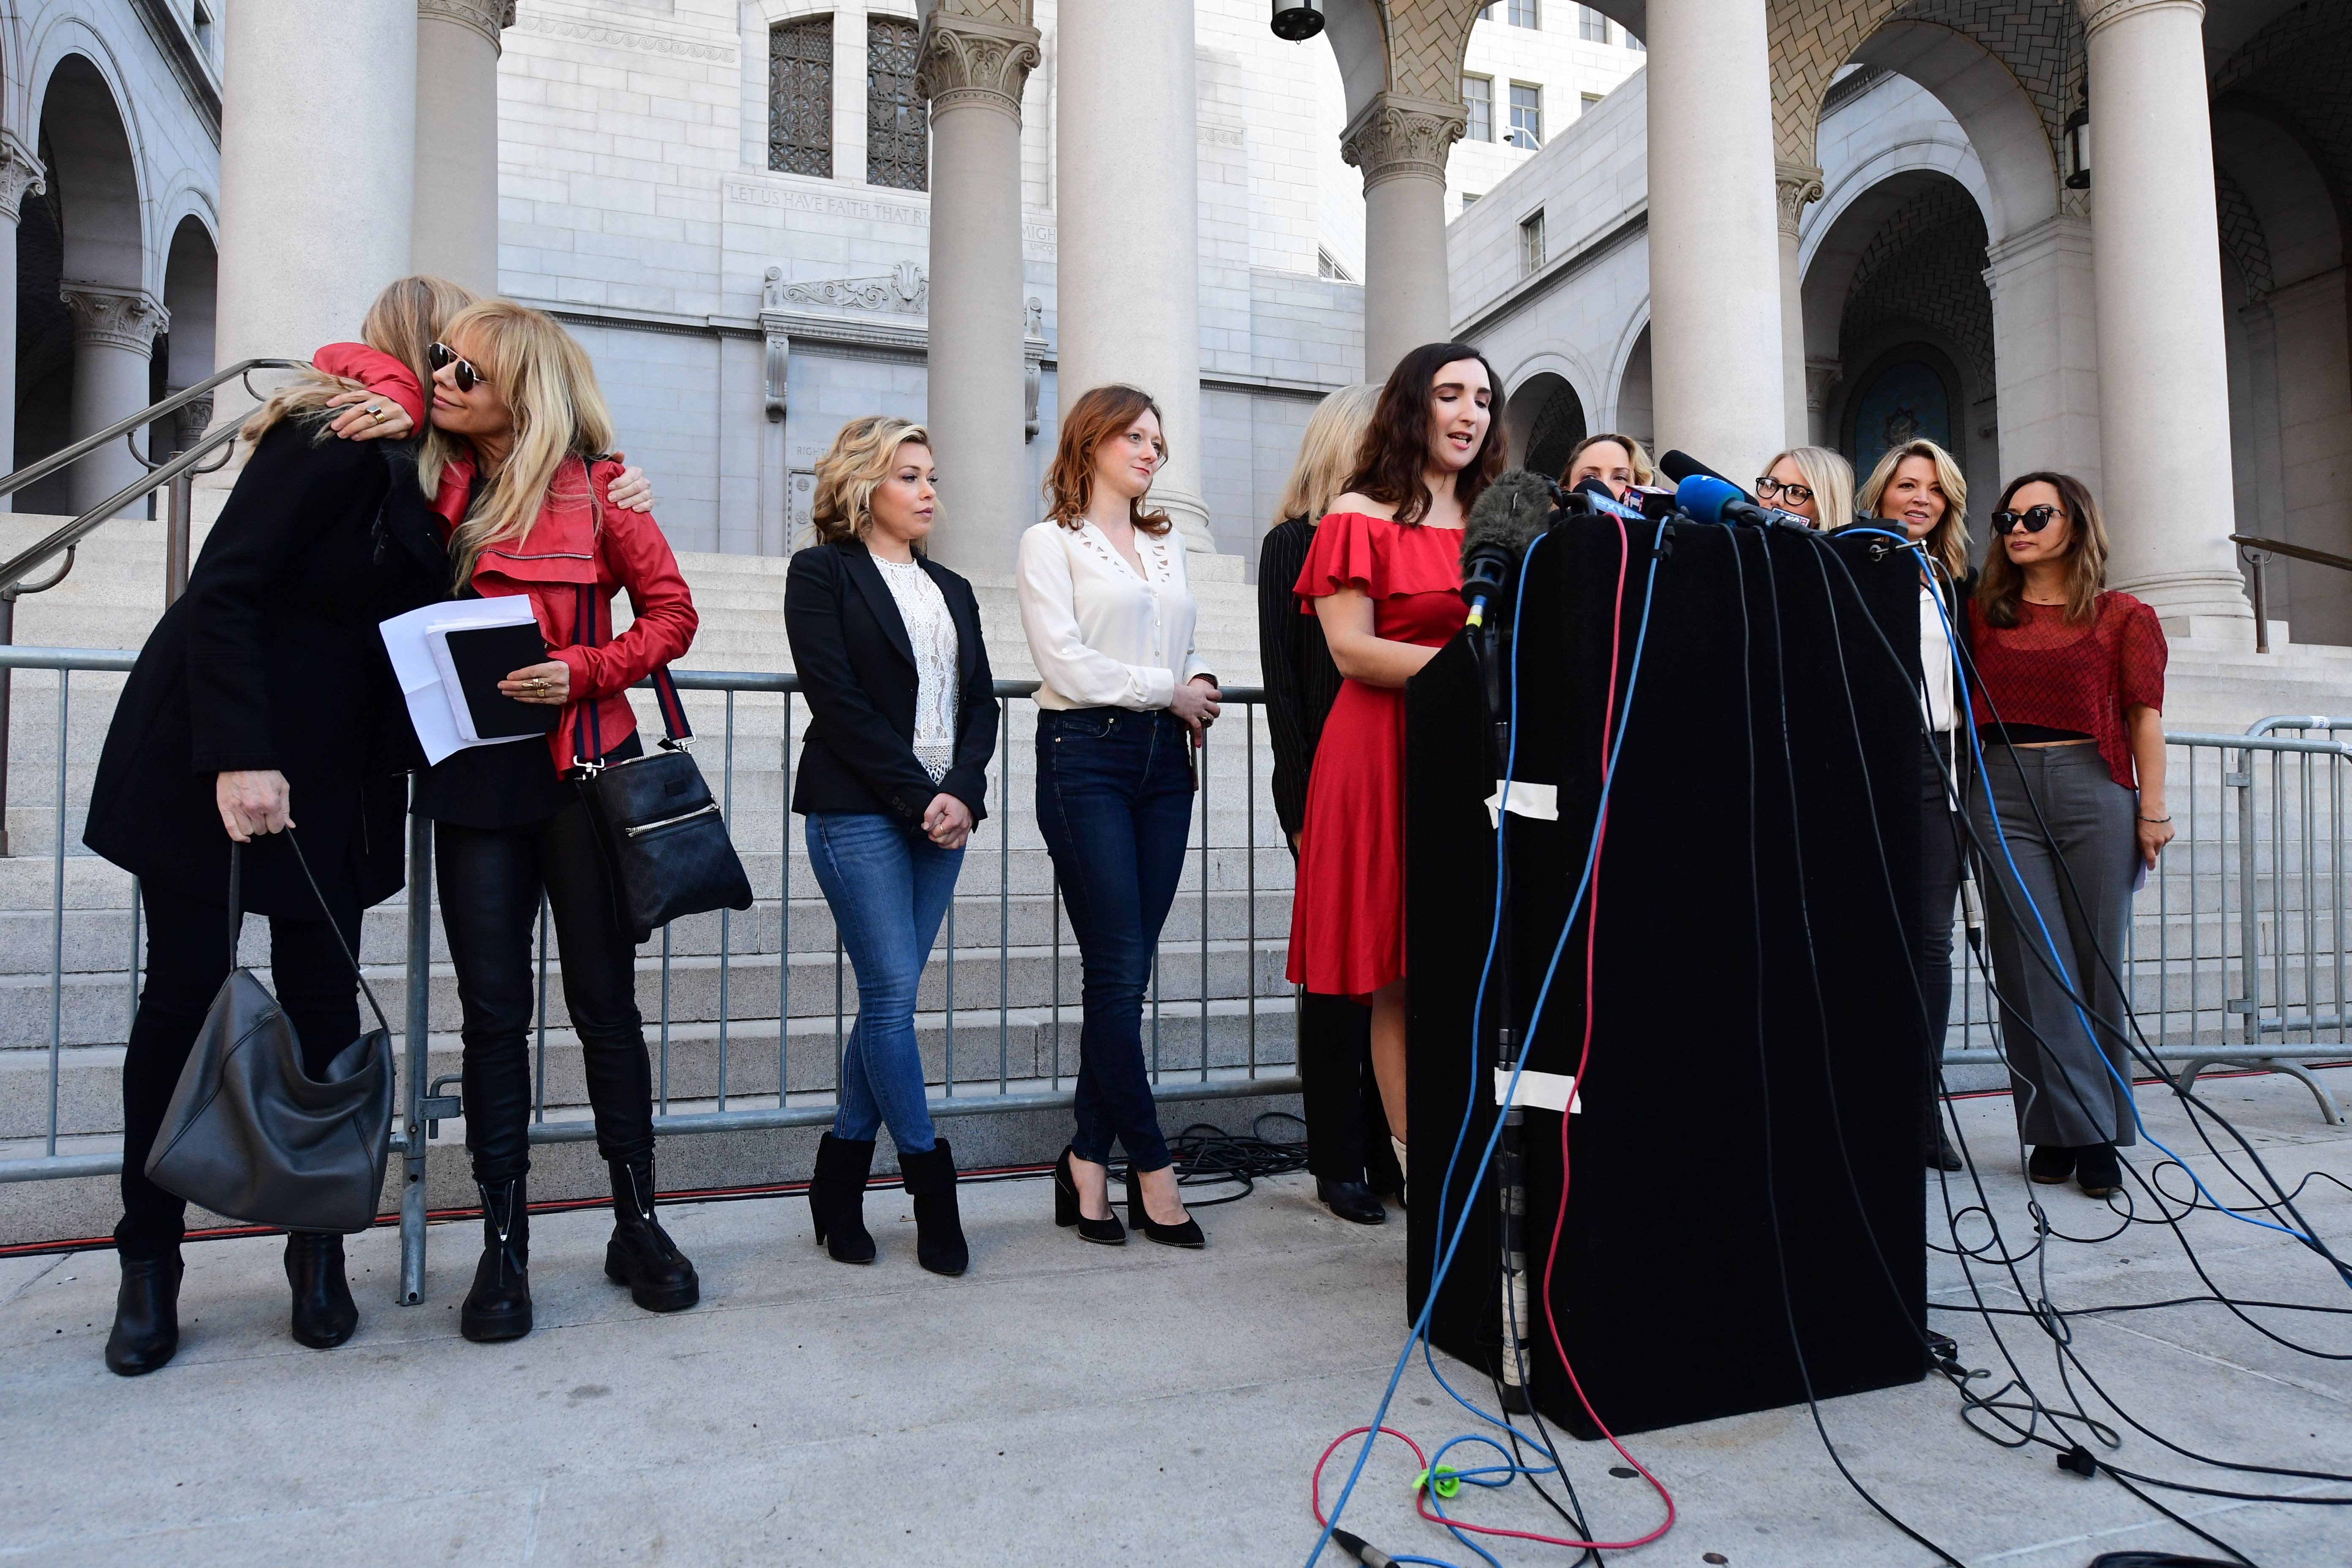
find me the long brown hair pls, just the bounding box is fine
[1976,470,2108,628]
[1044,384,1172,536]
[1343,342,1507,525]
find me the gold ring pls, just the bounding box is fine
[369,405,386,422]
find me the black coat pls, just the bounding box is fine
[1256,515,1345,841]
[83,420,450,917]
[784,539,997,823]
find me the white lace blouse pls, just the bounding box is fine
[1015,519,1214,711]
[872,551,959,781]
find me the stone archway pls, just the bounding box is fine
[157,217,218,461]
[1504,370,1587,481]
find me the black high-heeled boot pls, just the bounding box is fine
[461,1177,532,1343]
[104,1246,183,1376]
[285,1231,359,1349]
[900,1139,968,1277]
[605,1155,699,1312]
[808,1133,877,1264]
[1125,1164,1205,1249]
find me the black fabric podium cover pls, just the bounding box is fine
[1404,517,1929,1438]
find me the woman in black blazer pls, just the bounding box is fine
[784,416,998,1277]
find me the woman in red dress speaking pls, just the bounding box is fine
[1289,342,1505,1187]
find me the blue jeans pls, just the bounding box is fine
[805,811,963,1154]
[1035,708,1195,1172]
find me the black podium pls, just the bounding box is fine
[1404,516,1930,1439]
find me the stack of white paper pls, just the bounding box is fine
[379,596,544,766]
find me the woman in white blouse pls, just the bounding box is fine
[1017,384,1220,1249]
[785,416,999,1276]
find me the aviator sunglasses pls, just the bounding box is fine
[1991,503,2064,535]
[428,341,488,394]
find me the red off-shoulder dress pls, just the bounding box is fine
[1286,511,1469,997]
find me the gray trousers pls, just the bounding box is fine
[1968,743,2140,1148]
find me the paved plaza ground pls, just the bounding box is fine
[3,1070,2349,1567]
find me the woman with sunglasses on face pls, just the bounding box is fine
[416,302,701,1339]
[1967,472,2170,1200]
[786,416,997,1276]
[1852,438,1971,1170]
[1757,446,1854,530]
[1560,431,1653,500]
[1018,384,1220,1248]
[1290,342,1506,1195]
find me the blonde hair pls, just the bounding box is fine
[1273,384,1380,526]
[1561,432,1656,488]
[424,300,617,587]
[1854,438,1971,581]
[1764,445,1856,532]
[240,274,478,446]
[811,416,934,545]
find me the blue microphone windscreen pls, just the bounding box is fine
[1673,473,1741,526]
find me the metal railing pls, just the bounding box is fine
[2231,534,2352,655]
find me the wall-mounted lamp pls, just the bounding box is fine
[2064,100,2091,191]
[1271,1,1326,41]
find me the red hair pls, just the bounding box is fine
[1044,384,1172,536]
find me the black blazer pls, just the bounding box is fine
[1257,515,1345,841]
[784,538,998,823]
[83,421,450,916]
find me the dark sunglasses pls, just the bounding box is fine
[1755,476,1815,505]
[428,341,487,393]
[1992,504,2064,535]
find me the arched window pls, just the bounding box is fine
[866,15,927,192]
[768,15,834,178]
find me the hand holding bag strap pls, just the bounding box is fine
[283,832,391,1036]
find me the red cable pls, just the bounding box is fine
[1311,1426,1430,1527]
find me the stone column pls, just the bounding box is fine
[1342,94,1465,381]
[2084,0,2247,628]
[1804,358,1841,448]
[213,0,417,412]
[60,285,169,518]
[1054,0,1211,550]
[0,134,47,501]
[413,0,509,293]
[917,3,1040,574]
[1984,215,2101,493]
[1646,0,1785,474]
[1775,163,1822,450]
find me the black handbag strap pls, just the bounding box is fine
[238,832,392,1036]
[569,574,693,775]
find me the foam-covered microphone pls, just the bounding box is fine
[1671,472,1781,528]
[1460,468,1557,629]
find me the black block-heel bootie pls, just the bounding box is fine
[808,1133,877,1263]
[285,1231,359,1348]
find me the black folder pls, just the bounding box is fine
[440,622,559,739]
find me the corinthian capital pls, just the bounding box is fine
[60,283,169,353]
[1340,93,1466,192]
[0,132,43,225]
[1775,162,1824,239]
[917,8,1043,121]
[418,0,514,52]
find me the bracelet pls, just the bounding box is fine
[2138,814,2171,825]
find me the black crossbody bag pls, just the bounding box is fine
[567,582,754,945]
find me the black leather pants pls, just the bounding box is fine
[436,795,655,1184]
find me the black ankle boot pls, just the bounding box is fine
[105,1247,183,1376]
[605,1155,699,1312]
[808,1133,877,1264]
[285,1232,359,1349]
[461,1177,532,1343]
[900,1139,968,1277]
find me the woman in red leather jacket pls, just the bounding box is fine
[413,300,700,1342]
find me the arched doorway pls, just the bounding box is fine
[1505,371,1585,479]
[157,217,218,461]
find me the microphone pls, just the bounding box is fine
[1565,476,1644,521]
[1671,472,1782,528]
[1460,468,1556,629]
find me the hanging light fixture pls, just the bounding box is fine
[2064,93,2091,190]
[1271,0,1326,41]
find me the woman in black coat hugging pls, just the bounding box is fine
[785,416,998,1275]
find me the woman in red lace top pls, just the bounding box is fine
[1966,471,2172,1200]
[1290,342,1505,1189]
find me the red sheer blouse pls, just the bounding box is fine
[1965,591,2166,792]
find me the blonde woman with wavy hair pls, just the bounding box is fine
[415,299,704,1341]
[784,414,998,1276]
[1257,384,1398,1223]
[1759,445,1855,531]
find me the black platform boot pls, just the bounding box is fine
[605,1155,699,1312]
[104,1245,183,1376]
[285,1232,360,1349]
[461,1177,532,1343]
[808,1132,877,1264]
[900,1139,969,1277]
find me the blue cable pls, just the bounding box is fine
[1306,523,1665,1568]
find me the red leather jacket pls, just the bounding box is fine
[312,342,426,425]
[430,453,698,772]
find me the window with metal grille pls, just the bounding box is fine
[867,15,927,192]
[1580,6,1607,41]
[1507,83,1541,149]
[1462,76,1493,142]
[1520,209,1546,275]
[1508,0,1538,27]
[767,16,833,178]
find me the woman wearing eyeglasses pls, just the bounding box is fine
[1852,439,1970,1170]
[1756,446,1854,530]
[1966,472,2170,1200]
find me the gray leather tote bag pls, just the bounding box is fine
[143,838,395,1234]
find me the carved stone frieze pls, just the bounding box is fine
[916,11,1042,120]
[1775,162,1825,239]
[1339,93,1467,192]
[419,0,513,51]
[0,133,44,225]
[763,261,929,317]
[60,284,168,354]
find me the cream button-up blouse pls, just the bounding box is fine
[1015,518,1214,711]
